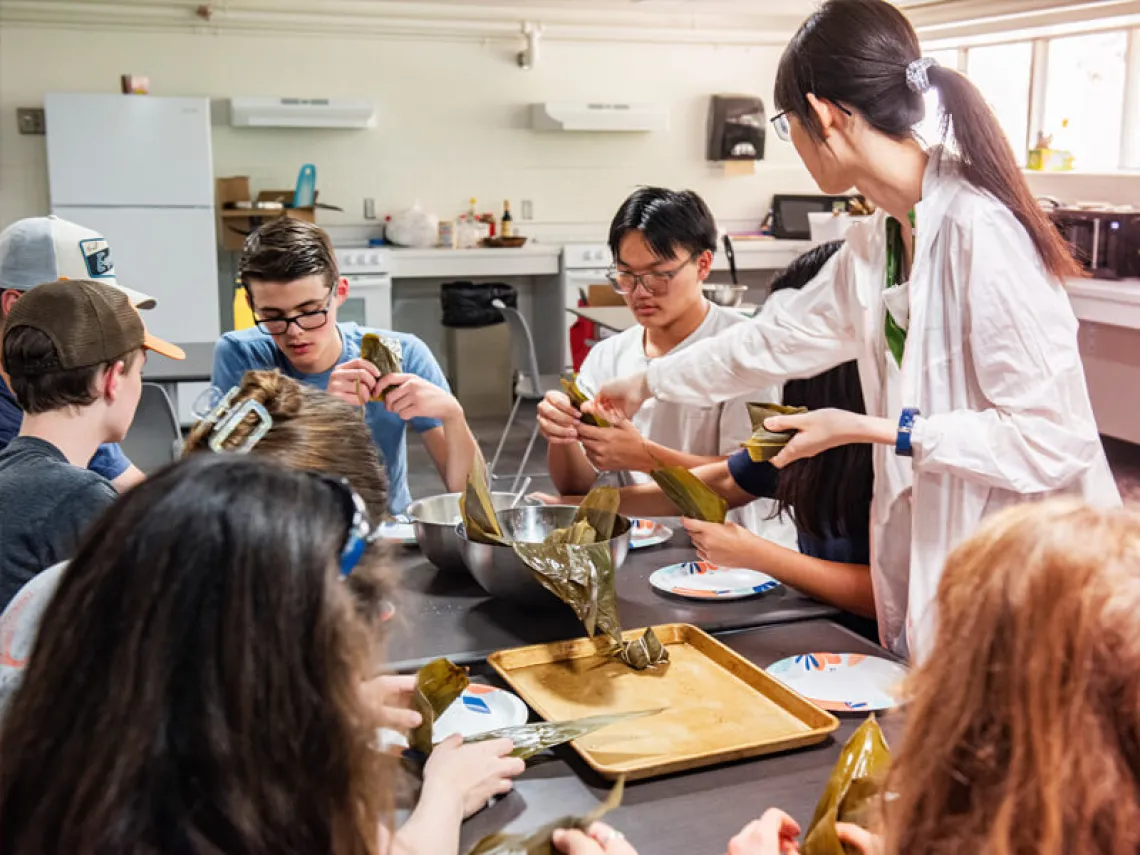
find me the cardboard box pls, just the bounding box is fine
[215,177,320,251]
[587,284,626,307]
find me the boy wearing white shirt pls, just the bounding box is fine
[537,187,795,545]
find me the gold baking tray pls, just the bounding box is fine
[487,623,839,780]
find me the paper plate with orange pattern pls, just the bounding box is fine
[629,518,674,550]
[379,684,529,751]
[648,561,780,601]
[766,653,907,712]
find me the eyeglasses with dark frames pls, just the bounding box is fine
[253,289,335,336]
[770,102,854,142]
[606,252,701,297]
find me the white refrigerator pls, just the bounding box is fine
[44,93,221,346]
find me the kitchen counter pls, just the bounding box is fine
[1066,277,1140,330]
[389,244,562,278]
[713,238,812,271]
[1066,277,1140,446]
[386,239,810,279]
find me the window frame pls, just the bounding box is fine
[923,24,1140,173]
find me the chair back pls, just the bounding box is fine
[492,299,542,394]
[120,383,181,474]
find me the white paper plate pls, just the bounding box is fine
[629,518,674,550]
[766,653,907,712]
[648,561,780,601]
[378,518,417,546]
[380,685,529,750]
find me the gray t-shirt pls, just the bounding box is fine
[0,561,66,721]
[0,436,116,611]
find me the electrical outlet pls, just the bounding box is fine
[363,197,376,219]
[521,199,534,220]
[17,107,45,135]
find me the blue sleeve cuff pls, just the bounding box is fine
[89,443,131,481]
[410,416,445,435]
[727,449,780,500]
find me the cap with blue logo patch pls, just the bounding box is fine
[0,215,156,309]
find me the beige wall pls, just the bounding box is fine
[3,17,1137,236]
[0,23,819,232]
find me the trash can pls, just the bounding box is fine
[441,282,517,420]
[440,281,518,327]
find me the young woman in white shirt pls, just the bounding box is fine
[590,0,1120,659]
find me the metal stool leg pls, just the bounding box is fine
[511,418,541,493]
[489,394,522,480]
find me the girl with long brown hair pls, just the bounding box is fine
[0,433,521,854]
[556,500,1140,855]
[590,0,1120,660]
[874,500,1140,855]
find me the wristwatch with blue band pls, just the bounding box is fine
[896,407,920,457]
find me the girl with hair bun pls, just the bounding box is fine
[590,0,1119,659]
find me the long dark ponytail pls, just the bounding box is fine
[774,0,1080,279]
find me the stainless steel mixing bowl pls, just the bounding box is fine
[407,492,538,575]
[457,505,631,606]
[702,283,747,307]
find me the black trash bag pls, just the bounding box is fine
[440,281,518,328]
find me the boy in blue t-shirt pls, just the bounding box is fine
[213,218,475,515]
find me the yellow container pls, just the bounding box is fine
[232,286,255,331]
[1027,147,1074,172]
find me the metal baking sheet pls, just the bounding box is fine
[487,623,839,780]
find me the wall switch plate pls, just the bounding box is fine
[17,107,45,135]
[363,197,376,219]
[521,199,533,220]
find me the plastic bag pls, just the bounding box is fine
[801,715,891,855]
[385,202,439,248]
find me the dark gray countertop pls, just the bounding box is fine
[143,341,215,383]
[458,619,904,855]
[385,527,840,671]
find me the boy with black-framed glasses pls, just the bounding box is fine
[211,218,476,516]
[536,187,795,546]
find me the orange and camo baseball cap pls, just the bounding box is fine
[2,279,184,373]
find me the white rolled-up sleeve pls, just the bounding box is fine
[647,250,860,407]
[911,212,1102,493]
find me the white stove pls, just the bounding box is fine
[561,243,615,369]
[334,247,393,330]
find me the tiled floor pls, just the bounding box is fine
[407,402,1140,505]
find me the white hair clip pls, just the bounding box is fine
[906,57,938,95]
[191,385,273,454]
[208,398,273,453]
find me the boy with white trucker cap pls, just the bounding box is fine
[0,215,158,490]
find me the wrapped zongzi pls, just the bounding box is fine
[650,466,728,523]
[360,333,402,402]
[560,374,610,428]
[469,777,625,855]
[512,487,668,671]
[460,450,507,545]
[801,715,891,855]
[408,658,470,755]
[466,708,662,759]
[742,402,807,463]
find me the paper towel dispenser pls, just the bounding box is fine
[707,95,766,161]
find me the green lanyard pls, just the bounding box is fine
[884,210,915,367]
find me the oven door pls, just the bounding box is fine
[340,274,393,330]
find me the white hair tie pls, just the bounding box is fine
[906,57,938,94]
